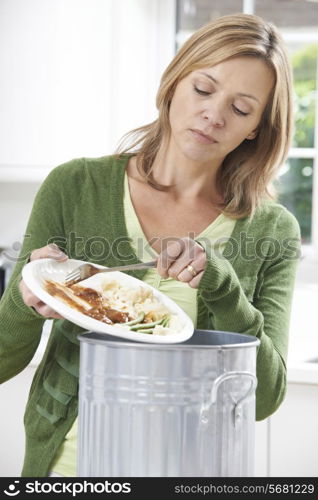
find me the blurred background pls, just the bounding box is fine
[0,0,317,478]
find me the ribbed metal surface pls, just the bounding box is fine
[77,330,259,477]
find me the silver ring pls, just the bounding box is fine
[186,264,197,278]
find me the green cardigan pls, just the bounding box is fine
[0,155,301,477]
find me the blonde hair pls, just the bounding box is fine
[116,13,293,218]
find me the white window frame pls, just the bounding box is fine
[244,1,318,259]
[284,31,318,259]
[245,0,318,270]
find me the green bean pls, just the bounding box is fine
[136,328,154,334]
[130,317,164,331]
[124,313,145,326]
[161,316,170,327]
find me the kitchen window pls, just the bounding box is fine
[176,0,318,251]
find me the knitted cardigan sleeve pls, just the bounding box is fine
[198,208,301,420]
[0,160,80,383]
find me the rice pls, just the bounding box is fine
[98,277,182,335]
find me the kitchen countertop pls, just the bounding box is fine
[286,283,318,384]
[287,361,318,384]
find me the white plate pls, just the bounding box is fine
[22,258,194,344]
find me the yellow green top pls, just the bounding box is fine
[123,171,236,325]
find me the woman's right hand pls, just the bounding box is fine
[19,243,68,319]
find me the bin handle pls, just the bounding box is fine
[200,371,257,427]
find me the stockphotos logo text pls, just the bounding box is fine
[3,480,131,496]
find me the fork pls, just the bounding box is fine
[64,260,157,286]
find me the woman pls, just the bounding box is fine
[0,13,300,477]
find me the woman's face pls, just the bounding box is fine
[167,56,274,165]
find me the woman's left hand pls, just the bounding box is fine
[156,237,207,288]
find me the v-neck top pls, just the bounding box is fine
[123,171,236,325]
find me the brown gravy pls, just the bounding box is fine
[45,280,131,324]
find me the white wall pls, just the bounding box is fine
[0,0,175,166]
[0,0,112,166]
[0,365,36,476]
[0,0,176,248]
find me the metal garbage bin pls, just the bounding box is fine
[77,329,260,477]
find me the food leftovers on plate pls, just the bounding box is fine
[44,275,182,336]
